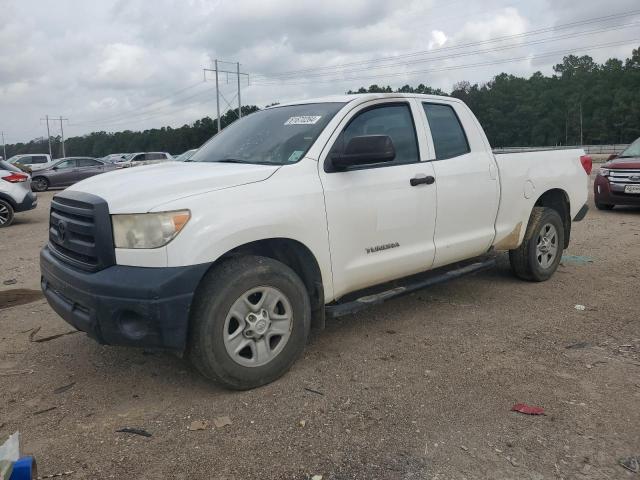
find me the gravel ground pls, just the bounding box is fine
[0,178,639,480]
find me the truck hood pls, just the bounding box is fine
[605,157,640,169]
[68,161,280,213]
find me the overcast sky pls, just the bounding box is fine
[1,0,638,144]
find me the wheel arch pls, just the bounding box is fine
[196,237,326,331]
[533,188,571,248]
[0,192,17,210]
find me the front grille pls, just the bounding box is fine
[609,169,640,185]
[48,191,115,271]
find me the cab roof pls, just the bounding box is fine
[273,93,461,108]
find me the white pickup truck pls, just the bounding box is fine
[40,93,591,389]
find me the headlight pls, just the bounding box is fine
[112,210,190,249]
[599,168,610,177]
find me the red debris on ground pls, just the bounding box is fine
[511,403,545,415]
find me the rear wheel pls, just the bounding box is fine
[509,207,564,282]
[595,202,614,211]
[31,177,49,192]
[188,255,311,390]
[0,200,15,228]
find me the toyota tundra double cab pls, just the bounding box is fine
[40,94,590,389]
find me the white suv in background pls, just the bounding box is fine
[118,152,174,168]
[8,154,54,171]
[0,160,37,227]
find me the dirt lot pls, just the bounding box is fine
[1,180,639,480]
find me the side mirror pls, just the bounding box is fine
[331,135,395,170]
[52,166,58,171]
[607,154,618,161]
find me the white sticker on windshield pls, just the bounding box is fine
[287,150,304,163]
[284,115,322,125]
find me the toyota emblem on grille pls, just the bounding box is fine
[57,220,67,243]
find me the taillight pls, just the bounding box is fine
[580,155,593,175]
[1,173,29,183]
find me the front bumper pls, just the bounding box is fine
[15,190,37,212]
[40,245,210,350]
[594,175,640,206]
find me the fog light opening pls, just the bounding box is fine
[118,310,149,340]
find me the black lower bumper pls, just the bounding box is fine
[40,245,211,350]
[15,191,37,212]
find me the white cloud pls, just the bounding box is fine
[0,0,638,142]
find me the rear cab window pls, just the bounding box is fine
[422,103,470,160]
[31,156,48,164]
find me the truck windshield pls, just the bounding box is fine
[619,137,640,158]
[189,102,345,165]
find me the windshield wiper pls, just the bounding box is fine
[215,158,251,164]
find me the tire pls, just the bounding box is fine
[0,199,14,228]
[595,202,614,211]
[509,207,565,282]
[188,255,311,390]
[31,177,49,192]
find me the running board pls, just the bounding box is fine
[325,257,497,318]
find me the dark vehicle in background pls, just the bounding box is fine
[31,157,117,192]
[594,137,640,210]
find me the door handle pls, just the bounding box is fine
[410,175,435,186]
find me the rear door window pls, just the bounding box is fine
[31,155,48,164]
[422,103,470,160]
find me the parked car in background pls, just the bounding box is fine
[7,154,53,171]
[101,153,129,164]
[594,137,640,210]
[174,149,198,162]
[30,157,117,192]
[0,160,37,227]
[117,152,173,168]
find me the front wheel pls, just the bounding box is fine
[509,207,565,282]
[0,200,14,228]
[188,255,311,390]
[31,177,49,192]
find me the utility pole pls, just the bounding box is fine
[1,132,6,160]
[579,102,583,146]
[214,59,221,132]
[203,60,249,133]
[41,115,53,157]
[237,62,242,118]
[54,116,69,157]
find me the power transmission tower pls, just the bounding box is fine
[204,60,249,133]
[40,115,53,157]
[51,116,69,157]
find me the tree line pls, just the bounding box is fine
[3,46,639,159]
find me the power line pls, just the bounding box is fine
[251,38,640,87]
[72,80,205,124]
[253,9,640,79]
[69,85,216,128]
[253,22,640,82]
